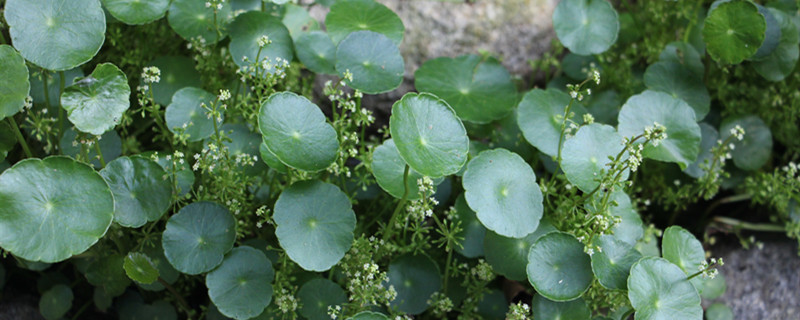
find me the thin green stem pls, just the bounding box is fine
[159,277,193,319]
[383,165,410,242]
[442,248,453,294]
[555,99,574,166]
[7,117,33,158]
[682,0,704,43]
[713,216,785,232]
[70,299,93,320]
[93,141,106,168]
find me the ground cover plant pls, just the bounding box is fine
[0,0,798,319]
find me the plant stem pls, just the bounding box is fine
[383,165,410,242]
[58,71,66,143]
[442,248,453,294]
[703,193,752,220]
[7,117,33,158]
[159,277,193,319]
[93,141,106,168]
[70,299,93,320]
[555,99,574,166]
[713,216,785,232]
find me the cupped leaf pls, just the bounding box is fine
[531,294,591,320]
[720,115,772,171]
[229,11,294,73]
[162,201,236,275]
[335,31,404,94]
[684,123,720,179]
[61,63,131,135]
[4,0,106,71]
[753,8,800,81]
[348,312,389,320]
[643,61,710,120]
[39,284,73,320]
[526,232,593,301]
[628,257,702,320]
[662,226,705,276]
[165,87,222,142]
[259,140,288,173]
[659,41,705,76]
[0,156,113,262]
[274,180,356,272]
[326,0,404,45]
[464,149,543,238]
[590,235,642,290]
[0,45,30,119]
[389,92,469,177]
[414,55,518,123]
[298,278,347,320]
[206,246,274,320]
[387,254,442,315]
[553,0,619,55]
[123,252,159,285]
[294,31,337,74]
[703,0,766,64]
[372,139,428,200]
[86,254,131,297]
[102,0,170,25]
[617,90,702,169]
[145,56,202,106]
[168,0,232,44]
[484,218,556,281]
[258,92,338,172]
[517,88,587,157]
[562,123,627,193]
[453,194,487,258]
[100,156,171,228]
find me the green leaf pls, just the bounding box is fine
[298,278,347,320]
[206,247,274,320]
[553,0,619,55]
[39,284,73,320]
[4,0,106,71]
[29,67,83,109]
[61,63,130,135]
[325,0,404,46]
[531,294,591,320]
[0,156,113,262]
[720,115,772,171]
[259,140,289,173]
[753,8,800,81]
[258,92,339,172]
[617,90,702,169]
[601,191,644,245]
[562,123,627,193]
[562,53,601,80]
[643,61,710,120]
[0,122,13,162]
[700,272,727,300]
[684,123,721,179]
[274,180,356,271]
[147,151,195,198]
[387,254,442,315]
[590,235,642,290]
[464,149,544,238]
[86,254,131,297]
[218,123,267,175]
[705,303,733,320]
[138,238,180,291]
[123,252,160,285]
[60,128,123,169]
[453,194,487,258]
[389,92,469,177]
[282,4,320,39]
[0,45,30,119]
[100,156,171,228]
[484,218,556,281]
[335,31,404,94]
[348,312,389,320]
[750,3,782,60]
[517,88,587,157]
[145,56,202,106]
[162,201,236,275]
[229,11,294,73]
[414,55,518,123]
[165,87,223,142]
[662,226,705,276]
[477,290,509,319]
[628,257,702,320]
[659,41,705,76]
[703,0,766,64]
[168,0,232,44]
[372,139,429,200]
[294,31,337,74]
[102,0,170,25]
[527,232,593,301]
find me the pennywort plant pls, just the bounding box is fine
[0,0,797,319]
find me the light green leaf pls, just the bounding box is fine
[662,226,705,275]
[531,294,591,320]
[562,123,627,193]
[61,63,130,135]
[335,31,404,94]
[517,88,587,157]
[100,156,171,228]
[168,0,232,44]
[123,252,160,285]
[102,0,170,25]
[590,235,642,290]
[0,45,30,120]
[162,201,236,275]
[628,257,702,320]
[643,61,710,120]
[527,232,593,301]
[553,0,619,55]
[294,31,337,74]
[229,11,294,73]
[371,139,429,200]
[165,87,222,142]
[705,303,733,320]
[325,0,404,46]
[206,247,274,320]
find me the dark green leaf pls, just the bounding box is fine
[294,31,337,74]
[86,254,131,297]
[703,0,766,64]
[531,294,591,320]
[162,201,236,275]
[553,0,619,55]
[229,11,294,73]
[590,235,642,290]
[720,115,772,171]
[325,0,404,45]
[206,247,274,320]
[643,61,710,120]
[168,0,232,44]
[517,88,587,157]
[387,254,441,315]
[39,284,73,320]
[0,45,30,119]
[335,31,404,94]
[527,232,593,301]
[165,87,222,142]
[298,278,347,320]
[123,252,160,284]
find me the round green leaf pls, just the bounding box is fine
[102,0,170,25]
[4,0,106,71]
[590,235,642,290]
[389,92,469,177]
[259,140,288,173]
[463,149,543,238]
[123,252,159,285]
[750,3,782,60]
[562,123,627,193]
[659,41,705,76]
[229,11,294,72]
[526,232,593,301]
[162,201,236,275]
[145,56,202,106]
[628,257,702,320]
[643,61,710,120]
[335,31,404,94]
[86,254,131,297]
[165,87,223,142]
[701,272,727,300]
[258,92,338,172]
[39,284,73,320]
[553,0,619,55]
[372,139,429,200]
[662,226,705,276]
[138,237,180,291]
[517,88,587,157]
[414,55,518,123]
[0,45,30,119]
[168,0,232,44]
[0,156,113,262]
[703,0,766,64]
[61,63,130,135]
[387,254,442,315]
[207,246,274,320]
[282,4,320,39]
[100,156,171,228]
[705,303,733,320]
[720,115,772,171]
[298,278,347,320]
[348,312,389,320]
[274,180,356,272]
[295,31,337,74]
[753,8,800,81]
[617,90,702,170]
[531,294,591,320]
[484,218,556,281]
[685,123,720,179]
[325,0,404,46]
[453,194,487,258]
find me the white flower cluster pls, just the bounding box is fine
[257,35,272,48]
[471,259,494,282]
[427,292,454,317]
[274,288,298,314]
[583,113,595,124]
[141,66,161,84]
[644,121,668,146]
[626,142,644,172]
[506,302,531,320]
[218,89,231,101]
[699,257,724,279]
[205,0,225,10]
[592,69,601,85]
[730,124,746,141]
